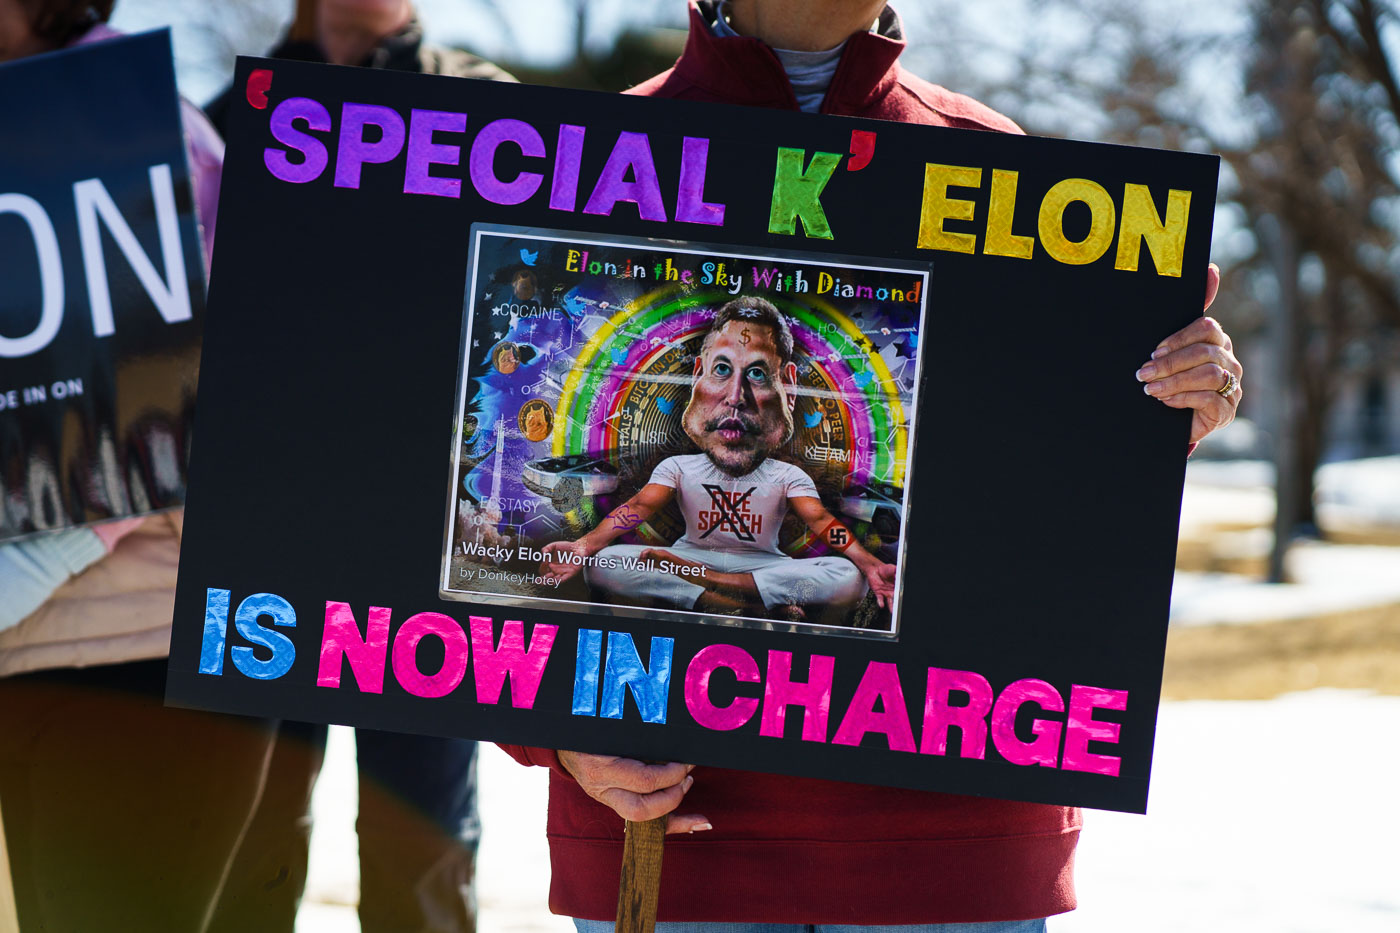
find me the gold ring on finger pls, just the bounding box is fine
[1215,370,1240,397]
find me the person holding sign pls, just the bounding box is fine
[542,296,895,625]
[0,3,275,931]
[505,1,1243,930]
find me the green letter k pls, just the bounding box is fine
[768,147,842,239]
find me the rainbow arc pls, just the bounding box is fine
[552,289,910,486]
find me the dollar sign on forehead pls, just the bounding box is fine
[741,327,752,345]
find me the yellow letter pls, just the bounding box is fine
[566,249,580,272]
[817,271,833,294]
[1038,179,1116,266]
[917,163,982,254]
[1115,184,1191,277]
[984,169,1034,260]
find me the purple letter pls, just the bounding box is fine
[1062,685,1128,777]
[990,678,1065,768]
[334,103,406,190]
[405,108,466,198]
[759,651,834,742]
[832,661,915,753]
[920,667,992,759]
[469,118,545,205]
[549,124,586,212]
[685,644,760,731]
[391,611,468,699]
[583,131,668,221]
[317,601,391,692]
[468,616,557,708]
[675,137,725,225]
[265,97,331,184]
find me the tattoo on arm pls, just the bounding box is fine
[610,505,645,532]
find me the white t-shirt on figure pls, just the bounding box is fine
[648,454,818,556]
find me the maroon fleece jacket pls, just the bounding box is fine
[501,2,1079,924]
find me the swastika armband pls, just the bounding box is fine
[820,518,854,551]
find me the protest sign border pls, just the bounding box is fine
[166,56,1220,814]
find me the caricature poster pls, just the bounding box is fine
[443,227,925,638]
[167,57,1219,813]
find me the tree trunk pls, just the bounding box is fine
[1292,272,1349,536]
[1292,392,1323,533]
[1261,214,1301,583]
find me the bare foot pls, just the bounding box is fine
[695,590,753,615]
[642,549,750,592]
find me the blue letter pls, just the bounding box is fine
[599,633,674,724]
[572,629,604,716]
[231,592,297,680]
[200,587,230,674]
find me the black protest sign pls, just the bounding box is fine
[0,31,206,542]
[167,58,1218,813]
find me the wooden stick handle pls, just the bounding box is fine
[615,815,667,933]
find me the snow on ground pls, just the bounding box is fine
[1317,456,1400,526]
[1182,455,1400,531]
[1062,692,1400,933]
[1170,542,1400,625]
[1173,457,1400,625]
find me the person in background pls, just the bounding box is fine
[0,2,276,931]
[502,2,1244,933]
[204,0,513,138]
[205,4,512,932]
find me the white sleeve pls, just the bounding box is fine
[648,456,682,489]
[784,463,820,500]
[0,529,107,631]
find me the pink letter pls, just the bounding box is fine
[549,124,585,211]
[832,661,915,752]
[265,97,331,184]
[583,131,668,221]
[469,118,545,205]
[675,137,725,226]
[317,601,390,692]
[334,103,406,189]
[759,651,834,742]
[405,108,465,198]
[391,612,468,699]
[684,644,760,731]
[1062,685,1128,777]
[468,616,557,708]
[920,668,992,759]
[991,679,1065,768]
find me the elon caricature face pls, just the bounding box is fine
[682,297,799,477]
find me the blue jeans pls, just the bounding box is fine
[575,921,1047,933]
